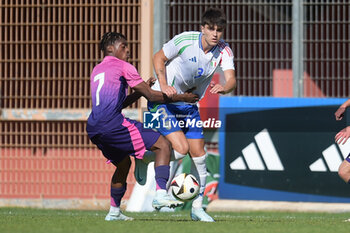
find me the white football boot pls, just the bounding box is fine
[152,190,184,210]
[190,207,215,222]
[105,209,133,221]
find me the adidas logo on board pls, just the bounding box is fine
[229,128,284,171]
[309,141,350,172]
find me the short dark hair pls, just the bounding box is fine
[201,8,227,28]
[99,32,126,52]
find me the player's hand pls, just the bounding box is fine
[209,82,225,94]
[181,93,199,103]
[160,84,177,97]
[146,77,156,87]
[335,126,350,144]
[335,106,346,120]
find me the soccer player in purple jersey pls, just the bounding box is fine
[334,99,350,222]
[335,99,350,183]
[86,32,199,221]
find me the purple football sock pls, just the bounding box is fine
[110,185,126,207]
[346,154,350,163]
[344,154,350,184]
[155,165,170,190]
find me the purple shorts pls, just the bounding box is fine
[89,118,160,164]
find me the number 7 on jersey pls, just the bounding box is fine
[94,72,105,106]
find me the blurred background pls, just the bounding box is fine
[1,0,350,209]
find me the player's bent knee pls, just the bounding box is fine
[173,143,189,156]
[176,148,189,156]
[338,160,350,183]
[115,156,132,175]
[338,169,349,183]
[190,149,206,158]
[338,168,350,182]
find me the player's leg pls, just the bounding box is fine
[147,103,190,160]
[134,114,189,184]
[135,104,190,182]
[88,135,133,221]
[188,138,207,203]
[123,117,183,210]
[141,131,189,164]
[182,105,214,222]
[187,138,214,222]
[165,131,190,157]
[338,155,350,183]
[150,135,184,210]
[338,155,350,222]
[105,156,134,221]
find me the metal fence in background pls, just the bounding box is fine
[0,0,141,109]
[303,0,350,97]
[0,0,141,200]
[1,0,350,202]
[166,0,350,97]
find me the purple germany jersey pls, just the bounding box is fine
[87,56,143,135]
[86,55,160,162]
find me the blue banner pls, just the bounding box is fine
[219,97,350,202]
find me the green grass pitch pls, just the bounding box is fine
[1,207,350,233]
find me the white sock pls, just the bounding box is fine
[173,150,187,160]
[156,189,167,196]
[109,205,120,213]
[191,153,207,209]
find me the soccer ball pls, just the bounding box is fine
[170,173,200,201]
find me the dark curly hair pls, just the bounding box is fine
[99,32,126,53]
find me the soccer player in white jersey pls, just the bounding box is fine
[149,8,236,222]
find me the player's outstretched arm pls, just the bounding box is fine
[122,77,156,108]
[153,49,177,97]
[132,81,198,104]
[209,69,236,94]
[335,126,350,145]
[335,99,350,120]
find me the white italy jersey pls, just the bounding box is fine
[152,31,235,104]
